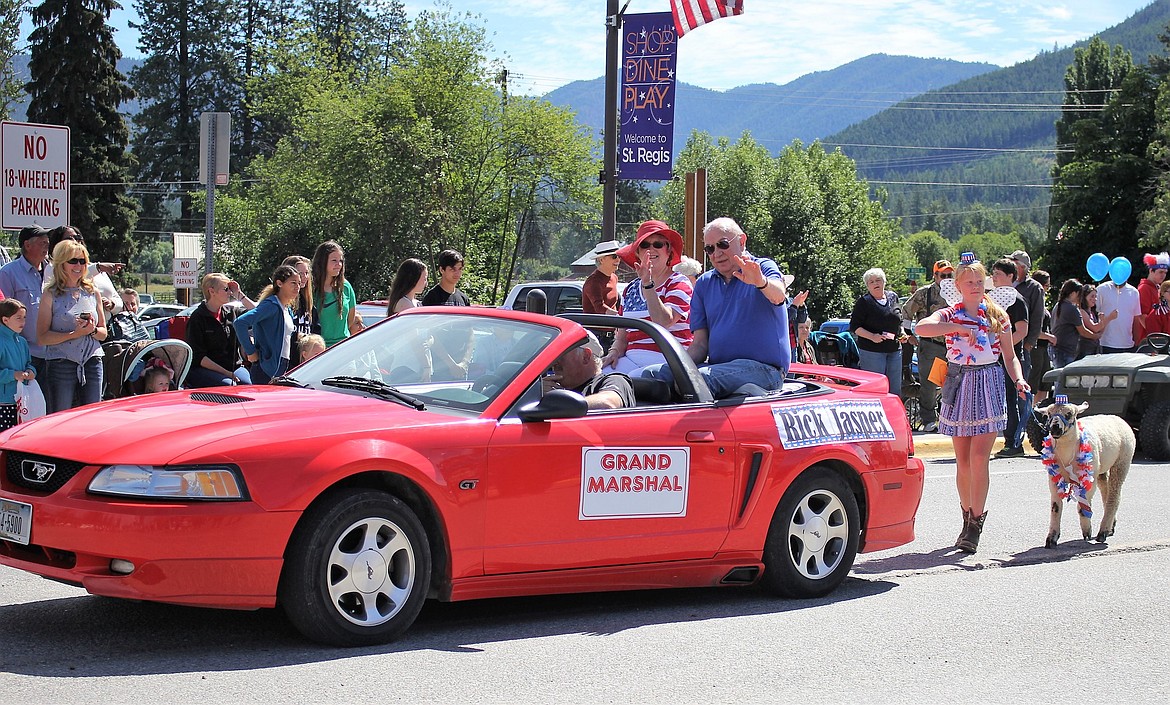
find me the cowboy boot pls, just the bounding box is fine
[958,510,988,553]
[955,507,972,547]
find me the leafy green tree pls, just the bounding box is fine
[661,134,909,322]
[1047,41,1156,285]
[954,232,1024,268]
[129,0,241,233]
[906,231,953,270]
[0,0,27,120]
[25,0,137,262]
[216,7,598,304]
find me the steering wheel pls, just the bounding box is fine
[1140,332,1170,355]
[472,374,504,396]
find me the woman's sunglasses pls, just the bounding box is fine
[65,258,87,265]
[639,240,668,250]
[703,238,733,255]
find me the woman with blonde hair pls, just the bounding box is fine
[915,253,1030,553]
[37,240,107,413]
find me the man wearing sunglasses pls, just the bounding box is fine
[901,259,954,432]
[642,217,790,398]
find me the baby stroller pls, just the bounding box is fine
[809,331,860,368]
[102,338,194,399]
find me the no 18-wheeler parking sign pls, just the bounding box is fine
[1,121,71,230]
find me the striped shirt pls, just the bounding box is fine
[619,271,693,352]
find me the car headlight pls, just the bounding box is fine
[89,465,246,500]
[1112,375,1129,388]
[1064,375,1080,388]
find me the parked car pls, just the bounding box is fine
[0,308,923,646]
[137,303,185,322]
[137,293,155,306]
[501,281,585,314]
[356,300,390,327]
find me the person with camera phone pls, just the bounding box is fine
[37,240,107,414]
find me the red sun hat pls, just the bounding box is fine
[617,220,683,268]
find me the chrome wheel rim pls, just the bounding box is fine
[327,517,416,627]
[786,489,849,580]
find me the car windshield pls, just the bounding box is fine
[290,312,558,413]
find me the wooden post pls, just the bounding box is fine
[683,168,708,262]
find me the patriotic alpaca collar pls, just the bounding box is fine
[1040,423,1095,518]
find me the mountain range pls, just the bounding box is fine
[543,0,1170,233]
[544,54,999,150]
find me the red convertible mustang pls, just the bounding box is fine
[0,308,923,646]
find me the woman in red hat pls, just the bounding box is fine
[601,220,693,376]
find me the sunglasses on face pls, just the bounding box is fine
[65,258,87,265]
[940,273,953,279]
[703,238,733,255]
[639,240,668,250]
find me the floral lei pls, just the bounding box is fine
[946,301,992,364]
[1040,424,1095,518]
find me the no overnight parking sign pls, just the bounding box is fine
[1,121,71,230]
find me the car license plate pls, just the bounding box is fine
[0,498,32,545]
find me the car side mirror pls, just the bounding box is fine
[518,389,588,422]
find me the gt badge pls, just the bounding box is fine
[22,459,56,484]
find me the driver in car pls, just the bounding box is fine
[542,330,635,409]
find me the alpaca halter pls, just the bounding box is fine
[1041,423,1095,518]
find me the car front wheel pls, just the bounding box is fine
[761,467,860,599]
[280,489,431,646]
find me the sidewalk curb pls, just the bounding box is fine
[912,432,1007,460]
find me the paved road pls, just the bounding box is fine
[2,455,1167,703]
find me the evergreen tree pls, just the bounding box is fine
[0,0,27,120]
[25,0,137,261]
[1047,42,1156,285]
[129,0,240,234]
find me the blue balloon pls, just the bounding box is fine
[1109,256,1132,285]
[1086,252,1110,282]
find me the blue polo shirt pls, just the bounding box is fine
[0,256,46,358]
[690,252,790,372]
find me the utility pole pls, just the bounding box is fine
[601,0,627,242]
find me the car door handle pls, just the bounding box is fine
[685,430,716,443]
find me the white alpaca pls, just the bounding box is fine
[1037,400,1135,547]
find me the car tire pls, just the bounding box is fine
[1139,399,1170,461]
[760,467,860,599]
[279,489,431,646]
[902,395,922,431]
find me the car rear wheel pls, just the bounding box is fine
[761,467,860,599]
[280,489,431,646]
[1139,400,1170,461]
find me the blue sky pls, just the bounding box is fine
[18,0,1158,93]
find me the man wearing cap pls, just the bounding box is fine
[1136,252,1169,341]
[582,240,621,316]
[643,216,789,397]
[543,330,635,409]
[901,259,954,432]
[0,225,52,379]
[1005,249,1044,449]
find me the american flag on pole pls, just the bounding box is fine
[670,0,744,37]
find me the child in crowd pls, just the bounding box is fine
[298,334,326,363]
[0,299,37,431]
[141,364,173,394]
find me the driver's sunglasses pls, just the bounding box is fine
[703,238,733,255]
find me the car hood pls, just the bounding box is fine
[0,385,447,466]
[1058,352,1168,373]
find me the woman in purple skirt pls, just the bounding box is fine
[915,253,1030,553]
